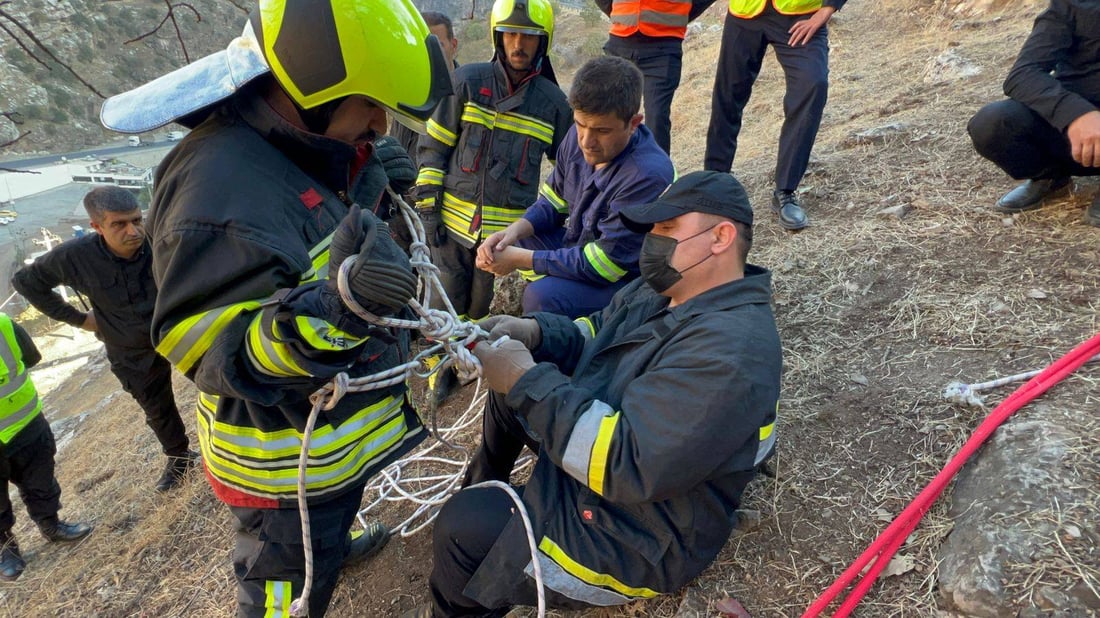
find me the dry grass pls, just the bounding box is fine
[3,0,1098,616]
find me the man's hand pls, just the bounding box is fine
[329,206,417,315]
[80,311,98,332]
[417,205,448,248]
[788,6,834,47]
[478,315,542,349]
[476,246,533,276]
[1068,110,1100,168]
[472,339,536,393]
[476,219,534,266]
[373,136,417,194]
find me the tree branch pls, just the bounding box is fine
[125,1,201,64]
[0,8,105,98]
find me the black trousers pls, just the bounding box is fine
[229,483,365,618]
[0,414,62,534]
[704,4,829,191]
[428,393,587,617]
[105,345,189,456]
[968,99,1100,181]
[604,36,684,155]
[429,237,495,321]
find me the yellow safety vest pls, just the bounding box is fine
[728,0,823,19]
[0,314,42,445]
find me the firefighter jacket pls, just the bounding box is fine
[728,0,846,19]
[12,234,157,352]
[0,315,42,445]
[598,0,719,40]
[521,124,674,286]
[416,59,572,248]
[148,89,424,509]
[464,267,781,607]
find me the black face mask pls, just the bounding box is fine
[638,225,716,294]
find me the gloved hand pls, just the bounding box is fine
[472,339,536,394]
[328,205,417,317]
[415,191,448,248]
[373,136,416,194]
[478,315,542,350]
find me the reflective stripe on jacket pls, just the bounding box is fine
[0,314,41,445]
[729,0,822,18]
[464,268,782,607]
[417,60,572,248]
[610,0,692,38]
[149,92,424,507]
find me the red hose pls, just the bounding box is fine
[803,332,1100,618]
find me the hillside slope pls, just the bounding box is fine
[3,0,1098,616]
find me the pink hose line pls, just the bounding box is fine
[803,331,1100,618]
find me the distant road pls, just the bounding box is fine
[1,141,168,169]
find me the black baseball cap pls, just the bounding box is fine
[621,170,753,232]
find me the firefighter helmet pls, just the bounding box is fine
[490,0,555,50]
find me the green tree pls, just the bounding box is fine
[581,4,604,27]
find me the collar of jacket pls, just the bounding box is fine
[587,124,651,192]
[492,53,558,91]
[96,232,149,263]
[666,263,774,320]
[232,88,358,195]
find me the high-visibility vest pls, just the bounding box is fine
[728,0,823,19]
[0,314,42,445]
[610,0,692,39]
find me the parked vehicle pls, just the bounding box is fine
[167,130,185,141]
[127,136,141,147]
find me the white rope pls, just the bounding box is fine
[943,353,1100,407]
[289,189,545,617]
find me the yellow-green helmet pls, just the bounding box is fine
[490,0,555,50]
[250,0,452,129]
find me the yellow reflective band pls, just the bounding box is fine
[588,411,620,496]
[760,421,775,441]
[583,243,628,283]
[157,300,263,374]
[293,316,366,352]
[539,182,568,213]
[538,536,659,599]
[574,317,596,339]
[460,102,496,129]
[246,314,310,378]
[417,167,445,186]
[496,111,555,144]
[426,119,457,147]
[263,580,291,618]
[517,268,545,282]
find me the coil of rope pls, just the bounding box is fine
[288,190,546,617]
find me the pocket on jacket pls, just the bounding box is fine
[579,488,673,566]
[458,125,487,173]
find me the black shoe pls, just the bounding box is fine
[343,521,390,568]
[39,520,93,543]
[771,190,809,230]
[994,177,1070,213]
[155,449,201,493]
[0,536,24,582]
[1086,194,1100,227]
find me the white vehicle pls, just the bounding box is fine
[167,130,185,141]
[127,136,141,147]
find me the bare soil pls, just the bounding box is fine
[2,0,1098,616]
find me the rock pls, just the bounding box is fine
[733,509,762,532]
[877,204,912,219]
[937,406,1095,616]
[841,122,912,148]
[924,48,982,83]
[674,585,710,617]
[488,271,526,316]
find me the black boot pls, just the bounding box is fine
[1086,193,1100,227]
[994,177,1070,212]
[0,533,24,582]
[155,449,201,492]
[342,521,390,567]
[771,190,809,230]
[38,518,93,543]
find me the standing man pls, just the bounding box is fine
[598,0,718,155]
[476,56,675,318]
[968,0,1100,226]
[704,0,847,230]
[415,0,572,323]
[99,1,451,615]
[407,171,781,617]
[0,312,92,582]
[12,186,198,493]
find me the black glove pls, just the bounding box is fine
[374,136,416,194]
[328,205,417,316]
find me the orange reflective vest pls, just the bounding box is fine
[610,0,692,39]
[729,0,823,19]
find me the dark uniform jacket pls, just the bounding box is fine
[416,59,572,247]
[1005,0,1100,131]
[466,267,781,607]
[148,88,423,508]
[12,234,157,353]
